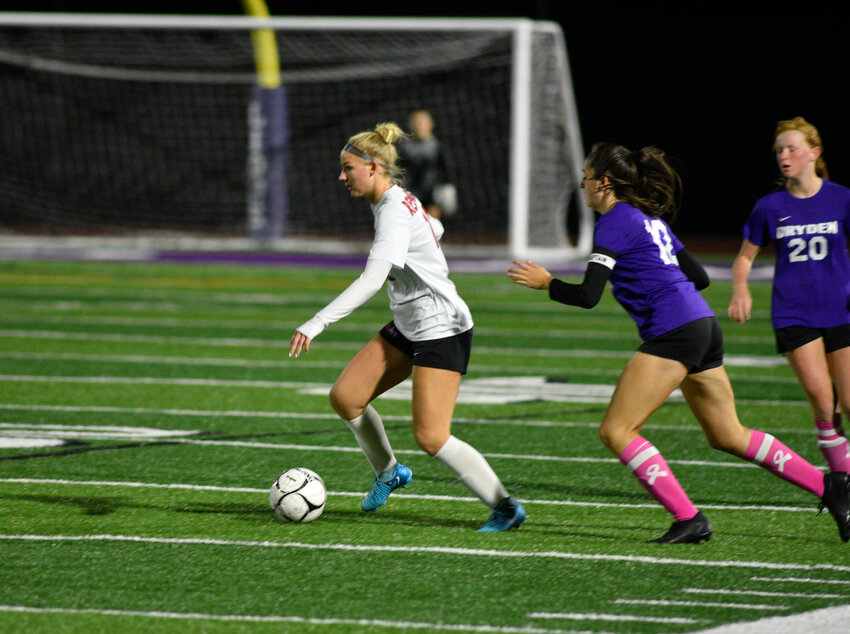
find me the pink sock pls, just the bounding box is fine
[619,437,697,521]
[745,430,825,498]
[815,420,850,472]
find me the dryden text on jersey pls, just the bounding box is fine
[776,221,839,239]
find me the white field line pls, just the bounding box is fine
[0,301,586,324]
[749,576,850,586]
[682,588,846,600]
[0,403,819,436]
[0,286,637,316]
[0,329,786,365]
[0,374,327,389]
[0,416,819,474]
[0,330,628,362]
[0,294,770,329]
[3,534,850,573]
[0,423,197,440]
[615,598,787,611]
[0,351,800,384]
[0,478,822,514]
[0,373,808,407]
[0,312,778,345]
[0,288,321,306]
[0,351,343,369]
[0,294,610,318]
[0,606,583,634]
[0,329,626,360]
[0,315,645,343]
[0,329,331,350]
[0,284,773,321]
[168,438,797,473]
[0,308,622,331]
[0,403,350,419]
[0,350,605,378]
[5,300,188,313]
[528,612,701,624]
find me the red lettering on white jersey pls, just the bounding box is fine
[423,212,441,250]
[401,188,440,249]
[401,190,419,216]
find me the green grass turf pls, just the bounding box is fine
[1,258,848,633]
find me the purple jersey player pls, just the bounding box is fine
[594,202,714,340]
[729,116,850,476]
[509,141,850,543]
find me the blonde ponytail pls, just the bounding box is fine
[344,122,408,185]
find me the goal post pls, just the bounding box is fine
[0,12,593,260]
[241,0,289,241]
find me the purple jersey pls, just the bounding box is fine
[742,180,850,330]
[594,202,714,340]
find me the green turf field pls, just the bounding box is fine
[1,258,848,633]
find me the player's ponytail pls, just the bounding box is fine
[375,122,403,146]
[344,122,408,185]
[585,142,682,220]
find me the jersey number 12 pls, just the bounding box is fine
[644,218,679,266]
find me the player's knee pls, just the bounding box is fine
[812,400,835,422]
[328,384,364,421]
[704,432,730,452]
[598,425,618,450]
[598,421,642,454]
[705,427,749,457]
[798,386,835,420]
[413,427,447,456]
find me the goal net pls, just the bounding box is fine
[0,13,592,259]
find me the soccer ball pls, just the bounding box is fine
[269,467,326,523]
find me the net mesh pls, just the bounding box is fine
[0,19,585,252]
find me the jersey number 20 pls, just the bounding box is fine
[788,236,828,262]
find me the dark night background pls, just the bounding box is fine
[11,1,849,248]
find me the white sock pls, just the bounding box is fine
[433,435,509,508]
[346,405,395,476]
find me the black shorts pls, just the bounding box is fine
[379,321,473,375]
[775,324,850,354]
[638,316,724,374]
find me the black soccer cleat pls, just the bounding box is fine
[819,471,850,543]
[647,511,712,544]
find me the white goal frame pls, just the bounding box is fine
[0,12,593,261]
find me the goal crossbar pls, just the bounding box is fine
[0,12,593,261]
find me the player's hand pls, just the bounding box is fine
[507,259,554,290]
[289,330,311,358]
[727,289,752,324]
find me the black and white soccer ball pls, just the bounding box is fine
[269,467,326,523]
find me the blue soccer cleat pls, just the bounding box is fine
[477,496,526,532]
[361,463,413,512]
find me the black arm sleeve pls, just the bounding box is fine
[677,248,710,290]
[548,261,612,308]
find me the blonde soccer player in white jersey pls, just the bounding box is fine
[289,122,525,532]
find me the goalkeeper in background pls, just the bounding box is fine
[399,109,457,221]
[289,121,525,532]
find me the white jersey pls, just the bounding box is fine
[370,185,473,341]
